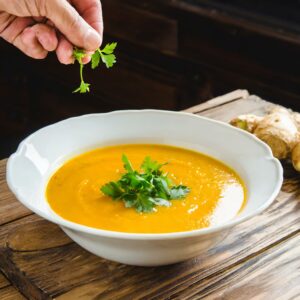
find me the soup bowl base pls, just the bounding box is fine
[62,226,229,266]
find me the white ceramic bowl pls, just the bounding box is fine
[7,110,283,266]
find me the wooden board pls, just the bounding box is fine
[198,233,300,300]
[0,272,24,300]
[0,272,9,289]
[0,90,299,299]
[0,286,25,300]
[0,160,31,226]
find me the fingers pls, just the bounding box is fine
[56,34,74,64]
[1,0,103,63]
[14,26,48,59]
[50,19,74,65]
[0,12,58,59]
[15,23,58,59]
[0,15,45,58]
[71,0,103,40]
[56,35,93,65]
[44,0,101,51]
[51,0,101,65]
[34,23,58,51]
[0,14,34,43]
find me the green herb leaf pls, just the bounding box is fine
[100,155,190,213]
[153,177,170,199]
[73,81,90,93]
[152,198,172,207]
[100,182,123,199]
[141,156,166,174]
[73,48,85,62]
[122,154,134,173]
[101,42,118,54]
[99,52,116,68]
[91,50,101,69]
[73,42,117,93]
[136,193,155,212]
[170,185,190,199]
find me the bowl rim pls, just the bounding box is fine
[6,109,283,240]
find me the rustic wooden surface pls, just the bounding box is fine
[0,90,299,299]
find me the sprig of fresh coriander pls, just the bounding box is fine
[73,42,117,93]
[101,155,190,213]
[73,48,90,93]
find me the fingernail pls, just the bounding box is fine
[84,29,101,51]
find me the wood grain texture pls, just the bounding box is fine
[0,272,9,289]
[192,233,300,300]
[198,95,272,121]
[183,89,249,113]
[0,214,41,248]
[0,160,32,226]
[7,220,72,251]
[0,286,25,300]
[1,92,300,299]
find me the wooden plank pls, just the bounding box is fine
[7,220,72,252]
[3,221,70,251]
[0,247,51,300]
[179,233,300,300]
[1,95,299,299]
[198,95,272,121]
[0,286,25,300]
[184,89,249,113]
[0,215,42,248]
[0,267,23,300]
[0,160,32,226]
[0,272,9,289]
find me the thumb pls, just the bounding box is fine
[44,0,101,51]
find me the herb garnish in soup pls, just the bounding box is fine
[101,154,190,212]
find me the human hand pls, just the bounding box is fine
[0,0,103,64]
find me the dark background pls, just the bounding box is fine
[1,0,300,158]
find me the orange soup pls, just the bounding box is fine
[46,144,246,233]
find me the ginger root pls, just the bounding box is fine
[230,106,300,170]
[292,143,300,171]
[230,114,263,133]
[254,107,299,159]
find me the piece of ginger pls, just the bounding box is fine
[292,142,300,171]
[230,106,300,170]
[230,114,262,133]
[254,107,299,159]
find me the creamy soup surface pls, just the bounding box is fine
[46,144,246,233]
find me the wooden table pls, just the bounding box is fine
[1,90,300,300]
